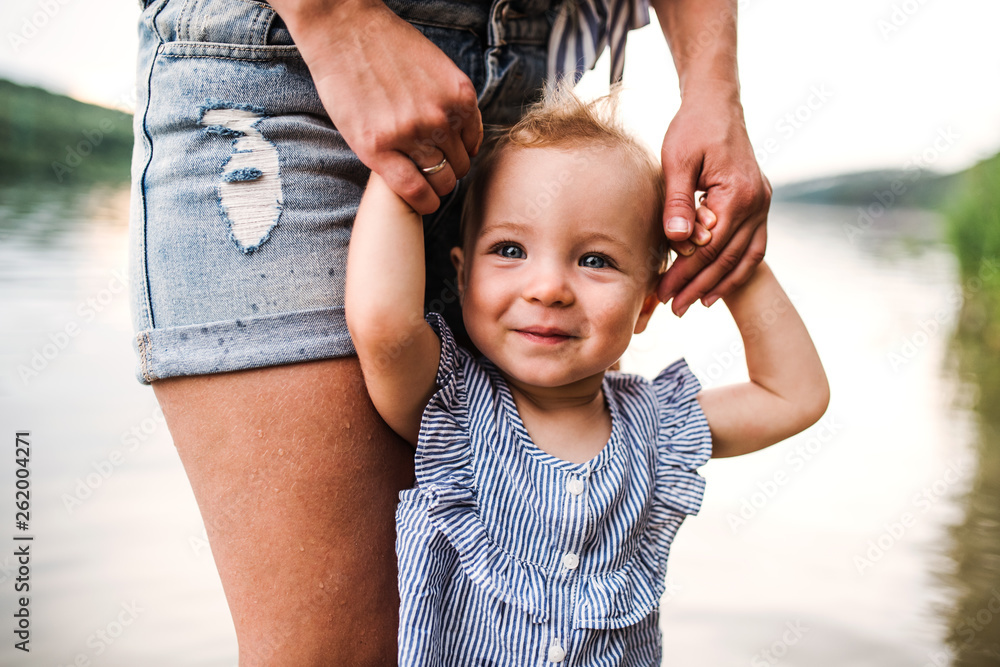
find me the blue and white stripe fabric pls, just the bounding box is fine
[396,312,712,666]
[547,0,651,84]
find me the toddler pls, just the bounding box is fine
[345,88,829,666]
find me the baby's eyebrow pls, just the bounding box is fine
[580,231,631,254]
[480,220,529,236]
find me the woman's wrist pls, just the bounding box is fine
[270,0,385,73]
[270,0,381,31]
[679,77,742,110]
[650,0,740,101]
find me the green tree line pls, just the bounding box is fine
[0,78,133,184]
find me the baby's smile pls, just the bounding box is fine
[514,325,575,343]
[450,143,664,392]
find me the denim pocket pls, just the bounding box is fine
[154,0,302,60]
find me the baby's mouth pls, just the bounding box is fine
[515,327,574,344]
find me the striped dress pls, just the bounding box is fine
[548,0,652,83]
[396,312,712,666]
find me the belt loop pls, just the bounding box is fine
[489,0,552,46]
[489,0,508,46]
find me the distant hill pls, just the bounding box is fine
[0,79,133,183]
[772,168,963,209]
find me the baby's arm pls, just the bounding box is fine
[345,173,441,446]
[696,261,829,457]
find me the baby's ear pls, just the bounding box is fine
[634,291,660,335]
[449,247,466,303]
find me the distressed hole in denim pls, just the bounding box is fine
[200,105,283,253]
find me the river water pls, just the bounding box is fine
[0,182,994,666]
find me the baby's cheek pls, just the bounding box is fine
[592,295,640,337]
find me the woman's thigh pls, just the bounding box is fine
[153,356,414,665]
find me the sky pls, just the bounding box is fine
[2,0,999,185]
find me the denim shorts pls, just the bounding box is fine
[129,0,553,383]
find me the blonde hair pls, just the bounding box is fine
[459,83,669,276]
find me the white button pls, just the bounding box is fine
[566,478,584,496]
[548,645,566,662]
[562,552,580,570]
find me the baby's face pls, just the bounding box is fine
[451,144,664,389]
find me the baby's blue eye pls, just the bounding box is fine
[498,244,525,259]
[580,254,608,269]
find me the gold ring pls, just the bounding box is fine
[420,157,448,175]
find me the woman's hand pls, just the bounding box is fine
[657,87,771,316]
[272,0,484,215]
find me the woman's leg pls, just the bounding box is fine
[153,356,414,666]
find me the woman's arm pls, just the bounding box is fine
[696,261,829,458]
[648,0,771,316]
[345,174,442,445]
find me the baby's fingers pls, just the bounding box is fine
[675,207,716,256]
[690,207,715,247]
[697,204,717,229]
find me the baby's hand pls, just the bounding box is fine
[672,199,717,257]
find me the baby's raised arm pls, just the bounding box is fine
[345,173,442,446]
[696,261,829,457]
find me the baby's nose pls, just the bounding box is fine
[522,263,574,306]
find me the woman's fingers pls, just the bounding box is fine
[454,84,484,158]
[700,223,768,307]
[667,209,766,315]
[292,3,483,214]
[379,152,441,215]
[409,147,458,201]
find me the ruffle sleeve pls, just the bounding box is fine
[651,359,713,517]
[414,312,473,488]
